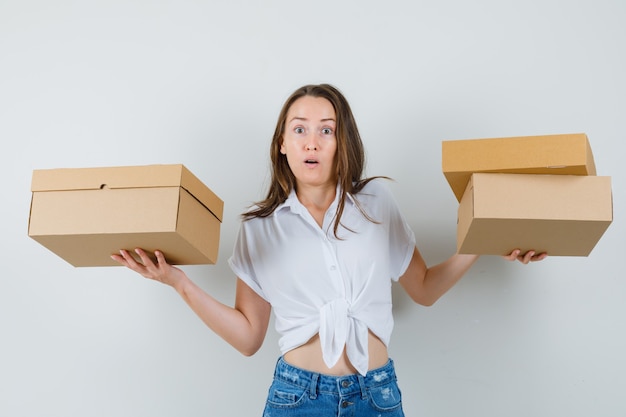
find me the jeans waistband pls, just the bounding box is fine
[273,356,398,399]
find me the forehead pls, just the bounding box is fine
[287,96,336,121]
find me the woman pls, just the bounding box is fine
[112,84,546,416]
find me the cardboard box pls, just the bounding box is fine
[457,173,612,256]
[28,164,224,267]
[443,133,597,201]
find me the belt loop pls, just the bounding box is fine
[357,374,367,399]
[309,373,319,399]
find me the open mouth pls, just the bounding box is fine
[304,159,319,166]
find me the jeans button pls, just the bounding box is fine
[341,400,353,408]
[341,380,351,388]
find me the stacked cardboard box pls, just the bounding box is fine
[28,164,223,267]
[442,133,613,256]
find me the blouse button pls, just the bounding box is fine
[330,265,336,271]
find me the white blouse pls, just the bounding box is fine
[228,179,416,375]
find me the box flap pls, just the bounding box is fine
[179,165,224,221]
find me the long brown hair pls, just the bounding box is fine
[243,84,383,236]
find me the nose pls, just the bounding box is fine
[305,135,319,151]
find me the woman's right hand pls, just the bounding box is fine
[111,248,187,289]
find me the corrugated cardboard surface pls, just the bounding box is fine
[443,133,597,201]
[457,173,613,256]
[28,164,223,267]
[30,164,223,220]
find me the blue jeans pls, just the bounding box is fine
[262,357,405,417]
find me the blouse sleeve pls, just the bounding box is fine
[227,221,269,301]
[374,180,417,281]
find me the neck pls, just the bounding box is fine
[296,183,336,212]
[296,183,337,227]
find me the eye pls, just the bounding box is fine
[321,127,333,135]
[294,127,305,134]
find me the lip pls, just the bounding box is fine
[304,159,319,168]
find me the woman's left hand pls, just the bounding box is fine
[503,249,548,264]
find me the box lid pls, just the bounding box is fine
[442,133,597,201]
[31,164,223,221]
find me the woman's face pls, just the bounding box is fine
[280,96,338,190]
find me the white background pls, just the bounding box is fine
[1,1,624,416]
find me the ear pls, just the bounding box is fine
[279,138,286,155]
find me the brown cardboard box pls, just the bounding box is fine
[28,164,223,267]
[442,133,597,201]
[457,173,612,256]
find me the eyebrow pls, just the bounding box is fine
[288,117,336,123]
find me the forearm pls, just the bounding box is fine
[400,248,480,306]
[174,277,267,356]
[420,253,480,305]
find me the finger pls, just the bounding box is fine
[503,249,521,261]
[113,250,149,275]
[134,248,156,268]
[154,250,167,266]
[119,249,141,267]
[110,253,128,266]
[520,250,535,264]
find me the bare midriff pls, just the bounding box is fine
[283,330,389,376]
